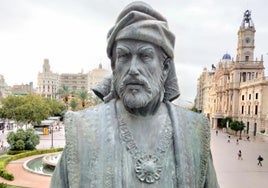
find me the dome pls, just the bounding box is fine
[222,53,231,60]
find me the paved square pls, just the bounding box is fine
[211,130,268,188]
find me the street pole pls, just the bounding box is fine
[51,124,54,148]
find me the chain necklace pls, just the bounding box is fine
[117,113,173,184]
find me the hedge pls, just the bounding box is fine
[0,148,63,181]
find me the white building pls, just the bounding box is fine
[195,10,268,137]
[37,60,111,98]
[37,59,61,99]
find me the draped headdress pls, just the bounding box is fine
[93,1,180,102]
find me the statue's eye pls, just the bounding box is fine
[140,53,152,62]
[117,53,129,61]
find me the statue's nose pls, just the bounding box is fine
[128,57,139,75]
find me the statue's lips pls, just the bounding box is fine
[125,82,144,90]
[126,83,144,86]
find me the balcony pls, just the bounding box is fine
[240,76,268,88]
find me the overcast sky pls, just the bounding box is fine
[0,0,268,103]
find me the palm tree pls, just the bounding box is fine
[77,89,88,108]
[57,85,70,109]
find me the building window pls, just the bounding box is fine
[255,105,258,115]
[248,106,250,114]
[249,94,251,100]
[255,93,258,100]
[241,106,244,114]
[242,95,245,101]
[245,56,249,61]
[242,72,246,82]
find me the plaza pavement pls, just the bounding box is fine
[211,130,268,188]
[0,127,267,188]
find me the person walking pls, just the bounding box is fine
[257,155,263,166]
[216,130,218,136]
[238,150,242,160]
[227,135,231,143]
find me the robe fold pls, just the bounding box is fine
[50,99,219,188]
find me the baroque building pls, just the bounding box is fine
[37,59,61,99]
[60,71,88,92]
[37,59,111,98]
[195,10,268,137]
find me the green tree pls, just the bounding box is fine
[7,128,40,150]
[45,98,66,116]
[70,99,78,111]
[220,117,233,128]
[230,120,245,139]
[77,89,88,108]
[0,95,51,127]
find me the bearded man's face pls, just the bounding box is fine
[113,40,166,109]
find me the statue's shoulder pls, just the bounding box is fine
[65,100,114,120]
[170,103,210,136]
[63,100,115,135]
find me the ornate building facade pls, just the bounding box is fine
[195,10,268,137]
[37,59,111,98]
[37,59,61,99]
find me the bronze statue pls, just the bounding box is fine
[51,1,219,187]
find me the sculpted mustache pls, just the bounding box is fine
[122,77,150,88]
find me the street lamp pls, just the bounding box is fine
[51,123,54,148]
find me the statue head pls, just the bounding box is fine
[93,1,180,105]
[112,39,169,109]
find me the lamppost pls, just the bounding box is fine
[51,123,54,148]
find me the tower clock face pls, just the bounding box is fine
[245,37,251,43]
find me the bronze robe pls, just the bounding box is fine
[51,99,219,188]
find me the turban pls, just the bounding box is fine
[107,1,175,59]
[93,1,180,102]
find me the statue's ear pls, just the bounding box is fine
[163,58,170,78]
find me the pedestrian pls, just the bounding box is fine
[227,135,231,143]
[257,155,263,166]
[238,150,242,160]
[236,139,239,145]
[216,130,218,136]
[247,135,250,141]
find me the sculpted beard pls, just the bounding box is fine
[113,71,165,109]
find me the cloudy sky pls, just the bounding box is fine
[0,0,268,102]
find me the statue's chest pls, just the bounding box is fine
[122,113,171,151]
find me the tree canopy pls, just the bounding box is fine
[0,94,65,125]
[7,128,40,150]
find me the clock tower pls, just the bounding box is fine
[236,10,255,62]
